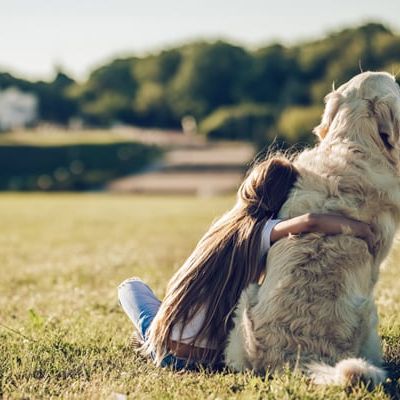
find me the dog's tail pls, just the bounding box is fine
[241,297,260,361]
[307,358,386,388]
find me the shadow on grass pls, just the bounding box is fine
[383,362,400,400]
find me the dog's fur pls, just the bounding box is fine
[225,72,400,387]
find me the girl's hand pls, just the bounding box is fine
[344,219,375,253]
[271,213,375,253]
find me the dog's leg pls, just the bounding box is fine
[225,284,259,371]
[308,302,385,388]
[359,303,383,365]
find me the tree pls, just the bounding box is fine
[168,42,252,119]
[244,44,300,105]
[35,71,78,123]
[69,59,138,124]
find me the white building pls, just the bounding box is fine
[0,87,38,131]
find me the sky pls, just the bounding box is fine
[0,0,399,82]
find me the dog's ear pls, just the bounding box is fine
[372,95,400,154]
[313,91,343,140]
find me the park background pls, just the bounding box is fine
[1,1,400,398]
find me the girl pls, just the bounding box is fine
[118,156,373,370]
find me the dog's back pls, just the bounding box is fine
[226,149,386,386]
[225,72,400,387]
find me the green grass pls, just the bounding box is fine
[0,194,399,399]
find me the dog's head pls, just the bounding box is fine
[313,71,400,167]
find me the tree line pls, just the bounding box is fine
[1,22,399,145]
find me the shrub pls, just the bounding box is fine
[199,103,276,142]
[277,105,323,145]
[0,141,162,191]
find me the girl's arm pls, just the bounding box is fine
[270,213,374,250]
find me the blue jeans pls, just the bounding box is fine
[118,278,204,370]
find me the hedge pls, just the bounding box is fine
[0,141,162,190]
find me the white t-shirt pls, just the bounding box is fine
[170,217,282,348]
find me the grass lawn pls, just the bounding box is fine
[1,194,399,399]
[0,131,142,146]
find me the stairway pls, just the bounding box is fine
[106,140,255,195]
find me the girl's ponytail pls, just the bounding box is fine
[145,154,299,365]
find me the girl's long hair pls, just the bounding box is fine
[145,155,299,364]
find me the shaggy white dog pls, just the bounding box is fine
[225,71,400,387]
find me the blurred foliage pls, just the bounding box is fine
[0,140,161,191]
[277,106,323,144]
[167,41,251,120]
[200,103,275,144]
[1,22,400,145]
[68,59,138,125]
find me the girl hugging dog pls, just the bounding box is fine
[118,155,373,370]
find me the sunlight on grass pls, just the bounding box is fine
[0,130,140,146]
[0,194,399,399]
